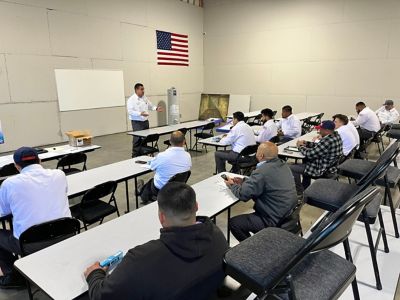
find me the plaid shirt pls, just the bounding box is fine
[299,131,343,177]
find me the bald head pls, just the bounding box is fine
[256,142,278,162]
[170,131,185,147]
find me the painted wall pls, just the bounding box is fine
[0,0,203,152]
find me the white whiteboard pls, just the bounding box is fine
[55,69,125,112]
[228,94,251,116]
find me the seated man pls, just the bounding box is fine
[352,101,381,142]
[276,105,301,142]
[290,120,343,195]
[139,131,191,204]
[84,182,229,300]
[0,147,71,288]
[333,114,359,156]
[375,99,399,126]
[215,111,256,173]
[223,142,297,242]
[255,108,278,143]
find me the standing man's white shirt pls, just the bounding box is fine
[127,93,157,122]
[375,106,399,124]
[336,124,359,156]
[219,121,256,153]
[353,107,381,132]
[256,120,278,143]
[277,114,301,139]
[0,165,71,239]
[150,147,192,190]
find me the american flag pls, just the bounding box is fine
[156,30,189,66]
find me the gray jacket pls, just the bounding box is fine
[229,157,297,226]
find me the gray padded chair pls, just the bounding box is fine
[224,187,380,300]
[304,141,399,290]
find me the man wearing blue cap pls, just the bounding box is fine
[0,147,71,288]
[290,120,343,195]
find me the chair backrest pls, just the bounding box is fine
[0,163,19,177]
[239,144,258,157]
[168,170,191,184]
[57,153,87,170]
[19,217,80,256]
[142,133,160,145]
[356,140,399,192]
[301,117,313,134]
[81,181,117,207]
[177,128,188,135]
[265,186,379,292]
[269,136,280,144]
[202,122,215,131]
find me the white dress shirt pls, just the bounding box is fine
[219,121,256,153]
[150,147,192,190]
[256,120,278,143]
[353,107,381,132]
[127,93,157,121]
[277,114,301,139]
[0,165,71,239]
[375,106,399,124]
[336,124,359,156]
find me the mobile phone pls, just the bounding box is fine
[135,160,147,164]
[221,174,228,180]
[100,251,124,268]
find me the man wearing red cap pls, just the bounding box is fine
[0,147,71,288]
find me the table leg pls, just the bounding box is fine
[135,177,139,209]
[227,207,231,245]
[125,180,130,214]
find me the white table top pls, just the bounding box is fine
[127,120,211,137]
[275,112,321,121]
[0,144,101,168]
[227,110,261,119]
[278,131,319,159]
[14,173,240,300]
[67,156,153,197]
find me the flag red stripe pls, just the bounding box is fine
[157,52,188,57]
[170,48,188,53]
[171,43,188,48]
[157,57,189,62]
[171,38,188,43]
[158,62,189,66]
[171,33,188,38]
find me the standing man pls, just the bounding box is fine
[375,100,399,126]
[276,105,301,142]
[127,83,163,157]
[255,108,278,143]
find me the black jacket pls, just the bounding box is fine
[86,217,228,300]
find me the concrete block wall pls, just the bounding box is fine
[203,0,400,119]
[0,0,203,152]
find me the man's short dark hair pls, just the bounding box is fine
[134,83,144,90]
[158,182,197,220]
[282,105,293,113]
[170,131,185,147]
[356,101,365,107]
[261,108,274,119]
[332,114,349,125]
[233,111,245,122]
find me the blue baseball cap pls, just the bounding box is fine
[13,147,39,166]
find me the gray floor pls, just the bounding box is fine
[0,131,392,300]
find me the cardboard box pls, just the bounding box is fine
[65,130,92,147]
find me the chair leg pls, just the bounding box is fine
[377,209,390,253]
[83,223,88,231]
[343,239,360,300]
[384,177,400,238]
[363,220,382,290]
[26,279,33,300]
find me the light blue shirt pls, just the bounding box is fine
[150,147,192,189]
[0,165,71,239]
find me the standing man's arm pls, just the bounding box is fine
[127,97,142,119]
[146,98,163,112]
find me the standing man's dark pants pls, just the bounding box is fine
[131,120,149,157]
[289,164,311,194]
[214,150,240,173]
[229,213,268,242]
[0,230,21,275]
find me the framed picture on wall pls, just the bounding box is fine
[198,94,230,120]
[0,121,4,144]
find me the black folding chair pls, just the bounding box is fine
[70,181,120,230]
[224,187,380,300]
[163,128,188,150]
[0,163,19,185]
[137,134,160,156]
[371,126,386,155]
[247,114,262,126]
[304,141,399,290]
[228,144,259,175]
[193,122,215,152]
[56,152,87,175]
[301,117,313,135]
[19,217,80,300]
[151,170,192,201]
